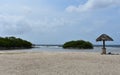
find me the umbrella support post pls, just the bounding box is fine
[101,48,106,54]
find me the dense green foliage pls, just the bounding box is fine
[0,36,32,49]
[63,40,93,49]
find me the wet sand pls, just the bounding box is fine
[0,51,120,75]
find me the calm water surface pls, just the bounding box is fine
[12,46,120,53]
[1,46,120,53]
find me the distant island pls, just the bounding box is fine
[0,36,32,50]
[63,40,93,49]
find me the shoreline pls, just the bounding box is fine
[0,47,120,54]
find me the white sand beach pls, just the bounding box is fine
[0,51,120,75]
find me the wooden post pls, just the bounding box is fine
[103,40,105,49]
[102,40,106,54]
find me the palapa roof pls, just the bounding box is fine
[96,34,113,41]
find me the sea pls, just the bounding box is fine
[7,45,120,54]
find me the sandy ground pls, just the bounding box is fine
[0,51,120,75]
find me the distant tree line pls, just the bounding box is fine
[63,40,93,49]
[0,36,32,49]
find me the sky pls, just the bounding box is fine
[0,0,120,45]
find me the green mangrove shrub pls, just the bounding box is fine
[0,36,32,49]
[63,40,93,49]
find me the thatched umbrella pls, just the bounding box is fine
[96,34,113,54]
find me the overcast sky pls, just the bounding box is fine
[0,0,120,44]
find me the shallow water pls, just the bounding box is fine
[6,46,120,54]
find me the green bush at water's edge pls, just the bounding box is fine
[0,36,32,49]
[63,40,93,49]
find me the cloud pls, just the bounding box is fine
[0,15,32,35]
[0,4,33,35]
[66,0,120,12]
[0,0,119,44]
[0,4,32,16]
